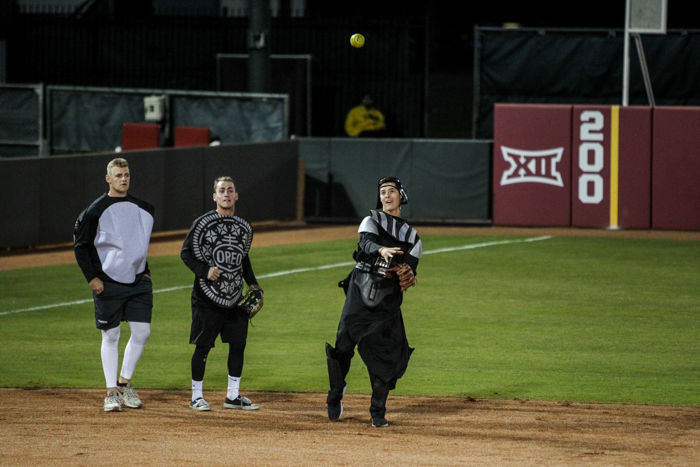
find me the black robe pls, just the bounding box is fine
[335,210,422,387]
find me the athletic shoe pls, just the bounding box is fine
[327,400,343,421]
[117,383,143,409]
[224,395,259,410]
[104,391,123,412]
[372,417,389,428]
[189,397,211,411]
[327,385,346,421]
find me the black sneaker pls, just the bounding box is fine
[328,400,343,421]
[224,395,259,410]
[372,417,389,428]
[327,384,346,421]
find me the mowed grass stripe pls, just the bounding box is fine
[0,235,551,316]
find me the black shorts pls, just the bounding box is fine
[94,276,153,330]
[189,294,248,348]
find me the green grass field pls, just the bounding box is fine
[1,233,698,406]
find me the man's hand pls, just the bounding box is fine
[378,246,403,264]
[207,266,221,281]
[89,277,104,294]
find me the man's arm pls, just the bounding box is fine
[358,232,404,263]
[74,208,107,293]
[345,106,363,137]
[73,208,99,283]
[242,255,259,288]
[180,224,211,278]
[369,109,386,127]
[358,231,384,255]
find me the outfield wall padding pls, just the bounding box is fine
[492,104,572,227]
[651,107,700,230]
[617,107,652,229]
[571,105,651,229]
[492,104,698,230]
[0,141,299,249]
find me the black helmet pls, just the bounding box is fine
[376,176,408,209]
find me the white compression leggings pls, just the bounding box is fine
[100,322,151,388]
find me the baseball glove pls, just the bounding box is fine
[238,285,264,319]
[388,263,416,292]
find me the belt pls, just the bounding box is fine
[355,261,390,277]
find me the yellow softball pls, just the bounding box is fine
[350,33,365,48]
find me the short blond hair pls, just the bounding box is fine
[107,158,129,176]
[213,176,235,192]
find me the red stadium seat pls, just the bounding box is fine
[174,126,211,147]
[121,122,160,150]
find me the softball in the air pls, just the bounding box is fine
[350,33,365,48]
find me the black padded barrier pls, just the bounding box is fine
[298,138,491,223]
[0,141,299,249]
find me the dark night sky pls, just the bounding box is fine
[305,1,696,70]
[306,1,695,30]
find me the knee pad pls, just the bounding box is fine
[128,322,151,345]
[193,345,211,360]
[102,326,120,345]
[326,343,347,391]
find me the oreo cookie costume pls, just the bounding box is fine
[181,177,262,411]
[326,177,423,426]
[181,211,257,348]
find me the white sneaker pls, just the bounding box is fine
[190,397,211,411]
[117,383,143,409]
[104,391,123,412]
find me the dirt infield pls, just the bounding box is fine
[1,389,698,466]
[2,224,699,465]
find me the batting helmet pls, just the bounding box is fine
[376,176,408,209]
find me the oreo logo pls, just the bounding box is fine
[191,212,252,308]
[213,244,244,272]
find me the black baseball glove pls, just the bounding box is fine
[238,285,264,319]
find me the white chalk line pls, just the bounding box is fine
[1,236,551,316]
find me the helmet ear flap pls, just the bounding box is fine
[399,187,408,205]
